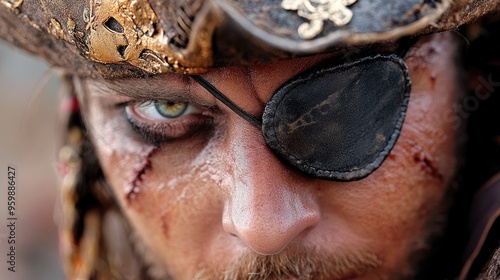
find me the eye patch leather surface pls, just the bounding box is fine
[263,55,411,181]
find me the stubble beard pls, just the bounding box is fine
[193,245,381,280]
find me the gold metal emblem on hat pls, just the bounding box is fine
[282,0,357,39]
[83,0,176,73]
[81,0,216,74]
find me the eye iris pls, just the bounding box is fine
[154,101,188,118]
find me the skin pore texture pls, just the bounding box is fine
[78,32,462,279]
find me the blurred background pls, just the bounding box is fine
[0,39,65,279]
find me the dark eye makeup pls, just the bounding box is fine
[123,100,215,145]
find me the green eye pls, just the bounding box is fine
[154,101,188,118]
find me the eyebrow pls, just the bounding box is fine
[100,76,189,99]
[89,75,217,107]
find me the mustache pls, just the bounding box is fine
[193,245,381,280]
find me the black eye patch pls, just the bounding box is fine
[262,54,411,181]
[193,54,411,181]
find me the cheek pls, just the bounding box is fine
[370,35,460,231]
[401,33,461,184]
[84,101,158,204]
[88,118,233,272]
[318,34,460,262]
[82,97,196,265]
[123,139,243,276]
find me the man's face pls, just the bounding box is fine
[79,32,461,279]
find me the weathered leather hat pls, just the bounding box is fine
[0,0,499,78]
[3,2,500,280]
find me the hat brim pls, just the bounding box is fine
[0,0,498,78]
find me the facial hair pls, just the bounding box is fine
[192,245,381,280]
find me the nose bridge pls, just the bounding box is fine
[222,121,320,254]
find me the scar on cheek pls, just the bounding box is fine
[125,147,158,202]
[409,140,443,181]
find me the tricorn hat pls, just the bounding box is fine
[0,0,499,78]
[2,1,499,280]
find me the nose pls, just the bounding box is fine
[222,121,321,255]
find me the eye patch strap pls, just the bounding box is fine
[192,75,263,127]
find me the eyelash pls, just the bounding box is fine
[123,100,215,145]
